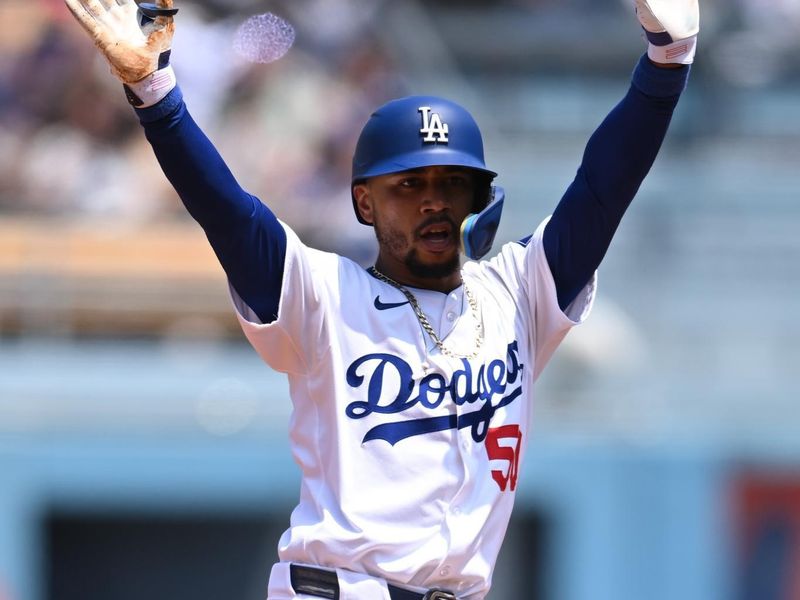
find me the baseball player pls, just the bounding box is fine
[63,1,698,598]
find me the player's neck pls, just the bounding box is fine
[373,257,462,294]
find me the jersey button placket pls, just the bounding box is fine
[442,432,474,576]
[440,290,462,338]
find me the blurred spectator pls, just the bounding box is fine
[0,0,162,217]
[2,0,799,241]
[0,0,402,257]
[215,32,402,260]
[709,0,800,87]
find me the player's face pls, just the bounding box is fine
[354,166,476,292]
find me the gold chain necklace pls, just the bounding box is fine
[368,266,484,359]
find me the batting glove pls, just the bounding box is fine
[634,0,699,65]
[64,0,179,107]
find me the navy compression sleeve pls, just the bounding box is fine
[543,54,690,310]
[135,87,285,323]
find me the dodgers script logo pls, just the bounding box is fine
[419,106,449,143]
[345,341,524,445]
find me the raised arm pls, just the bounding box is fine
[63,0,285,323]
[543,0,698,310]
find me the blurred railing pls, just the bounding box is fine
[0,217,237,337]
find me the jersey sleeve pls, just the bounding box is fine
[543,55,689,310]
[229,222,334,375]
[473,218,596,381]
[135,86,286,324]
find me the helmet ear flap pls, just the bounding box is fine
[461,186,505,260]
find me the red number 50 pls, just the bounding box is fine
[485,424,523,492]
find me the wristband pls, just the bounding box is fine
[647,35,697,65]
[123,60,176,108]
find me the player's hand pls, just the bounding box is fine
[634,0,699,65]
[64,0,177,84]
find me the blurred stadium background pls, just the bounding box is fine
[2,0,800,599]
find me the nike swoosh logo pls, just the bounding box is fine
[374,296,410,311]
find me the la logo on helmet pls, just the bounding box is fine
[418,106,449,143]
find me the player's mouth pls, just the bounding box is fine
[416,219,456,254]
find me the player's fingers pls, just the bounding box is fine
[63,0,102,36]
[156,0,173,9]
[77,0,110,20]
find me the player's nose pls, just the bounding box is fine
[420,181,452,213]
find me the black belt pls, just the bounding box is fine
[289,564,457,600]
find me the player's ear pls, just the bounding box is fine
[353,182,374,225]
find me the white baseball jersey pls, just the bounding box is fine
[230,218,595,600]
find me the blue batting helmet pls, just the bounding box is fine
[351,95,497,225]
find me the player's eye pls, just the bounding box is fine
[442,174,473,192]
[398,177,421,188]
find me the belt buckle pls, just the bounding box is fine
[424,590,456,600]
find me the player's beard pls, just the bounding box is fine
[374,220,461,280]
